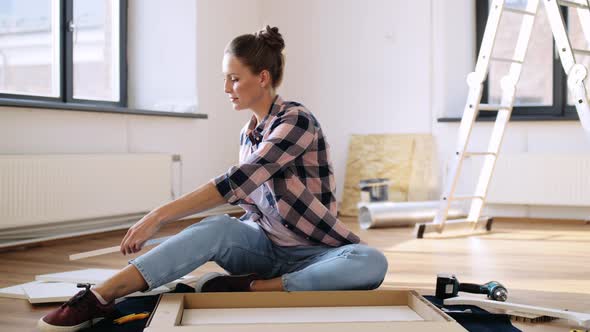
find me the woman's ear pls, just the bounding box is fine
[259,70,271,88]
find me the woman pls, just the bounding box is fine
[39,26,388,332]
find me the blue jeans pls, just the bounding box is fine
[130,214,388,292]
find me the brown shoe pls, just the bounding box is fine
[37,283,115,332]
[194,272,262,292]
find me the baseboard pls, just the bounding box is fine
[494,217,590,225]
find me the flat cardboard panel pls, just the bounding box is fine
[181,306,424,325]
[22,282,79,304]
[34,268,193,294]
[408,136,437,201]
[0,281,43,300]
[35,268,119,284]
[21,281,169,304]
[145,290,466,332]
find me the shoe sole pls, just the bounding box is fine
[193,272,227,292]
[37,317,103,332]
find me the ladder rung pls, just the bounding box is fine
[573,48,590,56]
[504,7,537,16]
[479,104,512,111]
[557,0,589,9]
[414,217,493,238]
[464,151,497,157]
[490,56,524,64]
[450,195,485,201]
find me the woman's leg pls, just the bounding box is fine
[250,277,284,291]
[280,244,388,291]
[39,214,277,331]
[97,214,276,301]
[93,264,147,302]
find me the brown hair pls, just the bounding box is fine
[225,26,285,88]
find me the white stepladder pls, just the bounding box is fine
[415,0,590,238]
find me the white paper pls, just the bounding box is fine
[22,281,169,304]
[35,268,119,284]
[22,282,79,304]
[0,281,44,299]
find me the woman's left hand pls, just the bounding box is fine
[120,211,163,255]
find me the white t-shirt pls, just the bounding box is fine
[248,184,317,247]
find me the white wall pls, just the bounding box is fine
[260,0,433,201]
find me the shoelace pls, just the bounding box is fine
[61,283,92,308]
[60,283,100,327]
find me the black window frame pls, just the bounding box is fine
[475,1,579,121]
[0,0,206,118]
[0,0,128,108]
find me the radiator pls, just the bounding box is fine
[460,153,590,207]
[0,154,173,231]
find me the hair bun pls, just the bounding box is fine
[256,25,285,52]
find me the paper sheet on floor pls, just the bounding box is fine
[18,281,170,304]
[0,269,197,303]
[0,281,44,299]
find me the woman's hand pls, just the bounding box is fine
[120,211,163,255]
[118,182,225,256]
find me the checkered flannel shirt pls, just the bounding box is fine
[212,95,362,247]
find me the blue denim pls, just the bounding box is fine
[130,214,388,292]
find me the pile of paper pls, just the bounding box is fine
[0,268,198,304]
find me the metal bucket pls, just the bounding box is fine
[359,178,391,203]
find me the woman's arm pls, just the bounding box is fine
[213,108,316,204]
[157,181,225,225]
[120,181,225,255]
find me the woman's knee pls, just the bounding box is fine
[350,245,388,289]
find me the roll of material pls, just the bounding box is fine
[358,201,467,229]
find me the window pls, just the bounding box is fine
[476,0,589,119]
[0,0,127,107]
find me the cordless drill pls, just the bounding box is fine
[435,273,508,302]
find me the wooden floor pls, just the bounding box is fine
[1,216,589,331]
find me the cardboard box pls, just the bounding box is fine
[145,290,467,331]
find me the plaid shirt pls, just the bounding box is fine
[212,95,361,247]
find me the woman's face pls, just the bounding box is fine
[222,53,265,111]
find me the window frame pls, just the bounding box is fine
[475,0,579,121]
[0,0,129,108]
[65,0,128,107]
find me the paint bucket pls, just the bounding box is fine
[359,178,391,203]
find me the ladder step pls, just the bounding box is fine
[415,217,493,238]
[464,151,497,157]
[450,195,485,201]
[479,103,512,111]
[504,7,537,16]
[573,49,590,56]
[557,0,589,9]
[490,56,524,64]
